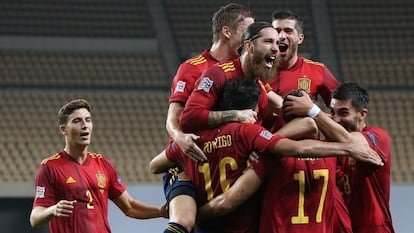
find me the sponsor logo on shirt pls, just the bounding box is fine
[197,77,213,92]
[174,81,186,93]
[259,130,273,140]
[66,176,77,184]
[35,186,45,199]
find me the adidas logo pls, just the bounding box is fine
[66,176,77,184]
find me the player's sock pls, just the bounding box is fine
[164,222,189,233]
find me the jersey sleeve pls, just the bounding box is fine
[239,124,284,180]
[180,66,227,132]
[104,157,127,200]
[169,62,202,104]
[361,127,391,164]
[32,163,57,208]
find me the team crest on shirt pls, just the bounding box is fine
[259,130,273,140]
[174,81,186,93]
[197,77,214,92]
[298,77,311,93]
[96,172,106,193]
[35,186,45,199]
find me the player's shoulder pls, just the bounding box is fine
[363,126,391,144]
[184,50,216,66]
[216,60,237,73]
[185,53,207,65]
[302,57,326,67]
[88,152,109,161]
[40,152,63,165]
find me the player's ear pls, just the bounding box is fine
[298,33,304,45]
[59,124,66,135]
[244,40,253,53]
[222,26,231,39]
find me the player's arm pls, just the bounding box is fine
[283,91,357,142]
[271,137,383,165]
[113,191,167,219]
[30,200,76,227]
[197,168,262,221]
[266,90,283,111]
[180,67,257,132]
[274,116,318,139]
[207,109,258,128]
[166,102,206,161]
[149,149,177,174]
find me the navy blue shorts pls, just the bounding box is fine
[162,166,196,203]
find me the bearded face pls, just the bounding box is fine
[245,47,279,82]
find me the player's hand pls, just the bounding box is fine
[53,200,76,217]
[248,151,260,164]
[283,90,314,117]
[176,133,207,161]
[348,141,384,166]
[160,202,169,219]
[237,109,257,124]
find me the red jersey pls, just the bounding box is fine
[169,49,220,105]
[166,122,283,233]
[252,155,352,233]
[262,56,339,132]
[32,151,126,233]
[180,57,269,133]
[338,126,395,233]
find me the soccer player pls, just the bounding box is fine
[283,82,395,233]
[179,21,281,133]
[29,99,166,233]
[151,78,382,233]
[261,9,340,132]
[161,4,254,233]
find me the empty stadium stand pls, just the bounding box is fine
[0,90,169,183]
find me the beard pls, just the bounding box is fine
[245,51,278,82]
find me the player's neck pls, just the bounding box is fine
[279,54,298,70]
[64,145,89,164]
[210,42,237,62]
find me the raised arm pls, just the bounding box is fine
[180,67,257,132]
[283,91,354,142]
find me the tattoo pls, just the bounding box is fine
[208,110,237,128]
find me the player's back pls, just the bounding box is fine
[258,156,351,233]
[170,122,265,233]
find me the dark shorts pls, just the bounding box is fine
[162,166,196,203]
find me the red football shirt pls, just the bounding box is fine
[166,122,283,233]
[180,58,269,132]
[262,56,339,131]
[252,155,352,233]
[169,49,220,105]
[32,151,126,233]
[338,126,395,233]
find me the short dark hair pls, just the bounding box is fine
[282,89,306,122]
[58,99,91,125]
[332,82,369,111]
[271,9,304,34]
[217,77,261,110]
[212,3,253,43]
